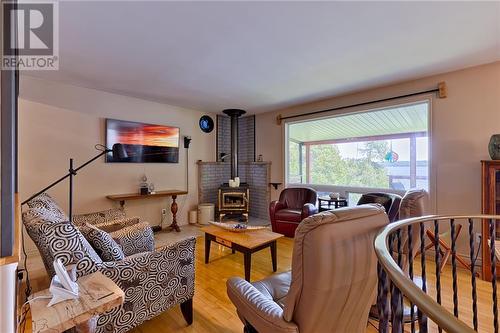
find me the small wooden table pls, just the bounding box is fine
[106,189,188,232]
[318,196,348,212]
[201,225,283,281]
[30,272,124,333]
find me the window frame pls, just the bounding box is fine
[284,97,434,208]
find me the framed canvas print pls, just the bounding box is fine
[106,119,180,163]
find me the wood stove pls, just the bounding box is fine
[217,108,250,222]
[218,184,249,221]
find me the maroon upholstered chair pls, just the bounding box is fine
[269,187,318,237]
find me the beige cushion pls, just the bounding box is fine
[399,189,428,220]
[252,271,291,309]
[227,276,299,333]
[227,205,388,333]
[283,205,388,332]
[397,189,429,258]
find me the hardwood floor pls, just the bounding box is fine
[24,232,496,332]
[132,236,497,333]
[131,236,294,333]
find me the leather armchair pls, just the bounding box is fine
[357,192,402,222]
[269,187,318,237]
[398,189,429,268]
[227,205,389,333]
[369,189,429,320]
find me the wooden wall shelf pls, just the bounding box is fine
[106,189,188,232]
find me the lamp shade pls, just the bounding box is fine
[112,143,128,159]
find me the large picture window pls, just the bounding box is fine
[286,101,430,194]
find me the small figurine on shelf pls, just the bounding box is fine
[148,183,156,195]
[140,175,149,195]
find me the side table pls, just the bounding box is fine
[318,196,348,212]
[29,271,124,333]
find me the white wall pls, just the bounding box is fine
[0,263,17,333]
[19,76,216,253]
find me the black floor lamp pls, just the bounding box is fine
[21,143,127,221]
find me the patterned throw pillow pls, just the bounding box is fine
[23,217,102,278]
[72,208,126,227]
[22,207,66,225]
[110,222,155,256]
[79,223,125,262]
[26,193,69,222]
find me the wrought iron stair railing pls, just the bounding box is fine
[374,215,499,333]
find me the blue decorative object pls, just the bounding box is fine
[384,150,399,163]
[199,115,214,133]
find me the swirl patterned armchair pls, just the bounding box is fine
[269,187,318,237]
[22,193,195,333]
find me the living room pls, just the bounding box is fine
[1,1,500,333]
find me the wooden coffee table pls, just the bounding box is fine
[201,225,284,281]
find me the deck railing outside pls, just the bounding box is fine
[374,215,499,333]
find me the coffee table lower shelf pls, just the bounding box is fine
[202,226,283,282]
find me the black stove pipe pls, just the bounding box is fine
[222,109,246,179]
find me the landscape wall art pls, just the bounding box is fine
[106,118,180,163]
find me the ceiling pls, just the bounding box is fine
[24,1,500,114]
[288,101,428,143]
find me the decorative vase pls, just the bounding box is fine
[489,135,500,160]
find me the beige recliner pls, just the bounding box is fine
[395,188,430,271]
[226,205,389,333]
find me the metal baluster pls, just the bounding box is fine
[390,231,403,333]
[469,218,478,331]
[397,229,404,328]
[388,232,394,329]
[391,282,403,333]
[377,262,389,333]
[418,222,428,333]
[450,219,459,317]
[434,220,442,333]
[490,219,498,333]
[408,225,415,333]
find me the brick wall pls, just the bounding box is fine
[238,116,255,162]
[216,115,231,160]
[245,162,270,219]
[197,161,271,220]
[216,115,255,162]
[197,162,231,205]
